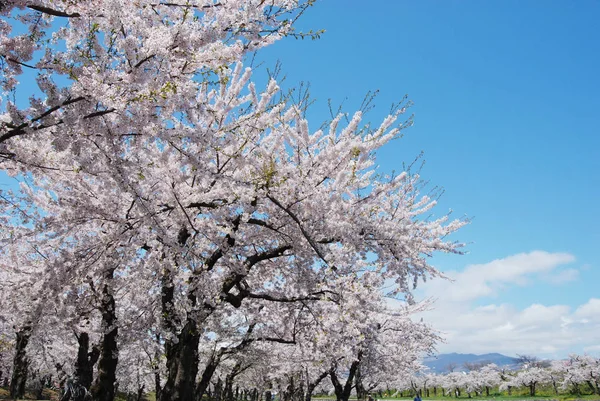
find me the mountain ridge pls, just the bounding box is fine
[423,352,520,373]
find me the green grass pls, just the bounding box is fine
[0,386,59,400]
[370,395,600,401]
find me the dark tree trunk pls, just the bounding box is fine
[137,385,145,401]
[154,367,162,401]
[571,381,580,396]
[195,356,220,401]
[355,365,366,401]
[153,333,162,401]
[10,325,32,400]
[90,268,118,401]
[32,371,44,400]
[330,354,362,401]
[75,332,100,390]
[264,390,272,401]
[586,379,600,395]
[298,380,305,401]
[214,377,224,401]
[160,229,205,401]
[161,318,201,401]
[225,368,237,401]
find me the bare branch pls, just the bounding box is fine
[267,194,332,266]
[0,97,86,144]
[27,5,81,18]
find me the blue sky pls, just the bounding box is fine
[252,0,600,358]
[2,1,598,358]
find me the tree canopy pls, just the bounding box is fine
[0,2,465,401]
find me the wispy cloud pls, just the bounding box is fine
[542,268,580,285]
[407,251,600,358]
[421,251,576,303]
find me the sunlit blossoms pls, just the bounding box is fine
[0,2,465,401]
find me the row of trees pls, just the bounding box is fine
[395,355,600,399]
[0,1,464,401]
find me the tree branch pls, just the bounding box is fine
[0,96,86,144]
[246,290,337,303]
[267,194,332,267]
[151,2,222,9]
[27,5,81,18]
[2,56,37,69]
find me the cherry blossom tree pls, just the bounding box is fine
[1,2,467,401]
[559,354,600,396]
[500,366,550,397]
[475,363,501,397]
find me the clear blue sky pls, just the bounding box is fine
[2,1,598,357]
[252,0,600,357]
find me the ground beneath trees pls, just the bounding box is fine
[0,387,58,400]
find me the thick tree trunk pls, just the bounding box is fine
[161,318,201,401]
[304,370,328,401]
[75,332,100,390]
[224,366,238,401]
[330,354,362,401]
[10,325,32,400]
[160,229,204,401]
[214,378,224,401]
[90,268,118,401]
[155,368,162,401]
[195,356,220,401]
[355,365,366,401]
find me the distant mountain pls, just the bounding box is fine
[423,353,520,373]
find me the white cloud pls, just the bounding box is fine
[412,251,600,359]
[574,298,600,320]
[542,268,580,284]
[421,251,576,303]
[584,344,600,353]
[517,304,570,326]
[421,300,598,358]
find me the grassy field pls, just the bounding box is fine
[1,388,598,401]
[314,394,600,401]
[0,387,59,400]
